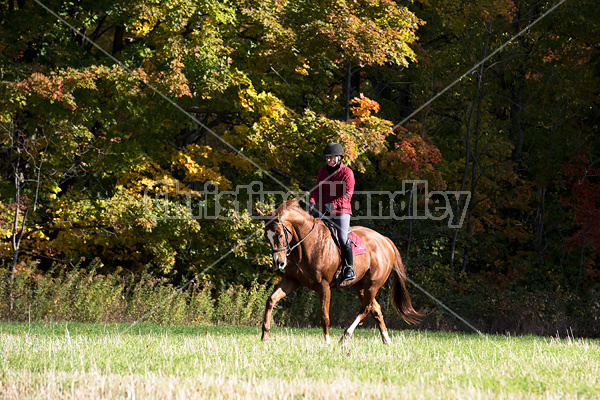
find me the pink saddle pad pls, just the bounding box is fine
[337,232,367,256]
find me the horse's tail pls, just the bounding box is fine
[390,243,423,325]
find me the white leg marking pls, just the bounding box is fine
[325,334,330,344]
[382,331,391,343]
[346,315,362,336]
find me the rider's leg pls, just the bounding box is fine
[333,213,350,244]
[333,214,354,281]
[340,238,355,281]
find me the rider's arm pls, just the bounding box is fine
[309,167,327,206]
[331,167,354,212]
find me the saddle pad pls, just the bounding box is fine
[337,232,367,256]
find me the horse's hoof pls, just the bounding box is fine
[339,332,351,343]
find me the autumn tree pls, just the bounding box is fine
[0,0,424,284]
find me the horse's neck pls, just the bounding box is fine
[286,213,312,240]
[284,213,321,242]
[285,213,339,271]
[289,214,335,252]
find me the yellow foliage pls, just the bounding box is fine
[172,144,231,189]
[116,159,189,198]
[238,87,257,112]
[131,17,159,38]
[238,86,289,120]
[295,65,309,76]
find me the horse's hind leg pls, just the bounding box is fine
[352,287,390,344]
[370,299,391,344]
[340,292,374,343]
[262,276,298,341]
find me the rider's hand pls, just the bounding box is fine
[307,202,323,218]
[324,203,335,214]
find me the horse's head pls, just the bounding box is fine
[255,210,292,270]
[256,199,312,270]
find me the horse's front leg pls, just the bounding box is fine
[316,282,332,344]
[262,276,298,341]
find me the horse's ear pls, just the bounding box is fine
[253,208,274,223]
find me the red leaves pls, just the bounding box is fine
[395,139,419,171]
[16,67,103,111]
[18,72,64,102]
[380,129,445,189]
[560,153,600,252]
[387,132,442,173]
[480,0,517,24]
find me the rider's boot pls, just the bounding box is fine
[340,238,355,282]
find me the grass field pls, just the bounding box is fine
[1,322,599,399]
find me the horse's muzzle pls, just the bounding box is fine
[273,258,286,270]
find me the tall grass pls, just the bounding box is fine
[0,261,272,326]
[0,261,383,330]
[3,260,598,338]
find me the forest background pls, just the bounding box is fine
[1,0,599,337]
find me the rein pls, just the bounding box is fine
[267,217,317,257]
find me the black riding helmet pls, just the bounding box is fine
[323,142,344,157]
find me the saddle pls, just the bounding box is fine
[321,218,367,256]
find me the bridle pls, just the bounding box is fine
[266,216,316,257]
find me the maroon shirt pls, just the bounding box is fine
[309,163,355,215]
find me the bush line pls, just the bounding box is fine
[0,261,272,326]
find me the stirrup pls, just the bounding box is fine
[342,265,355,281]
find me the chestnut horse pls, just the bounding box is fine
[257,199,422,344]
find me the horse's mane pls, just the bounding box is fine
[273,198,311,219]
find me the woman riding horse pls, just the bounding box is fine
[258,199,423,344]
[308,142,355,283]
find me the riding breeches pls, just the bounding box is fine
[331,213,351,244]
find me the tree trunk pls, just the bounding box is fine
[406,182,414,258]
[535,186,546,266]
[575,237,587,294]
[10,123,21,277]
[113,25,125,54]
[511,81,525,165]
[75,27,86,46]
[10,137,22,312]
[343,62,362,120]
[462,50,487,273]
[345,62,352,121]
[450,24,490,273]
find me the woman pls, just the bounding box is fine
[308,142,356,282]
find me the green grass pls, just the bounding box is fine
[1,322,599,399]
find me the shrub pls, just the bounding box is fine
[0,261,272,327]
